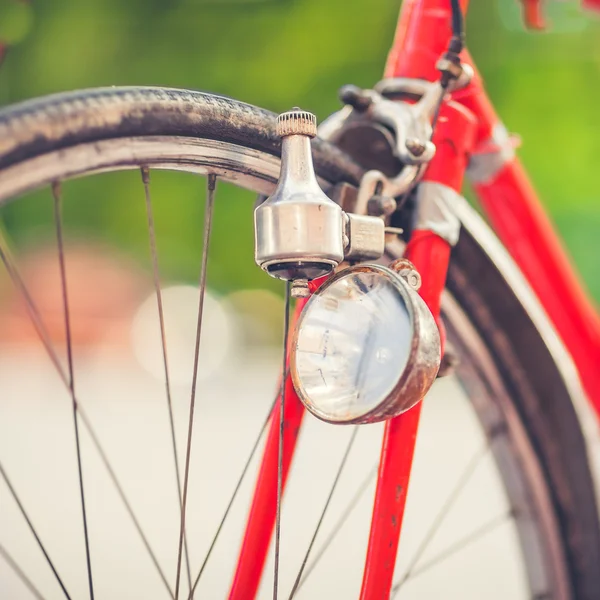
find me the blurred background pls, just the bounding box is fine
[0,1,600,598]
[0,0,599,300]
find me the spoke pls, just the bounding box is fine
[273,282,291,600]
[0,542,47,600]
[0,222,174,598]
[141,167,192,592]
[52,181,95,600]
[393,443,490,589]
[0,230,65,384]
[390,511,512,596]
[288,426,359,599]
[78,411,174,599]
[0,462,72,599]
[187,395,279,599]
[174,173,217,600]
[296,465,377,592]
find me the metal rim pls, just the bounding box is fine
[0,136,285,205]
[290,263,440,425]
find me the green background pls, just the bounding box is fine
[0,0,599,299]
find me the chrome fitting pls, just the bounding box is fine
[343,213,386,261]
[254,108,345,281]
[323,80,444,167]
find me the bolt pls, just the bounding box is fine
[291,279,311,298]
[405,138,427,157]
[368,194,397,217]
[399,269,422,291]
[338,84,373,112]
[384,226,404,236]
[389,258,422,291]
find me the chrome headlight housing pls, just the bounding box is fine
[290,263,441,424]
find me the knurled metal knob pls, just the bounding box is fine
[276,108,317,138]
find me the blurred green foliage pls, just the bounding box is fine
[0,0,599,298]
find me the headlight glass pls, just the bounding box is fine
[292,267,413,423]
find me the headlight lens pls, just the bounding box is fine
[291,264,440,424]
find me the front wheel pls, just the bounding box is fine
[0,87,598,599]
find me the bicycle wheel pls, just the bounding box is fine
[0,87,598,600]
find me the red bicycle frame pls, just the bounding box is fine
[232,1,600,597]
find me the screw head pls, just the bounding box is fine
[367,194,397,217]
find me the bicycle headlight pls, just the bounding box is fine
[290,263,441,424]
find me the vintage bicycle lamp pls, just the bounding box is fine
[254,108,346,282]
[255,109,441,424]
[290,262,440,424]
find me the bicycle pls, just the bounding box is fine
[1,0,600,598]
